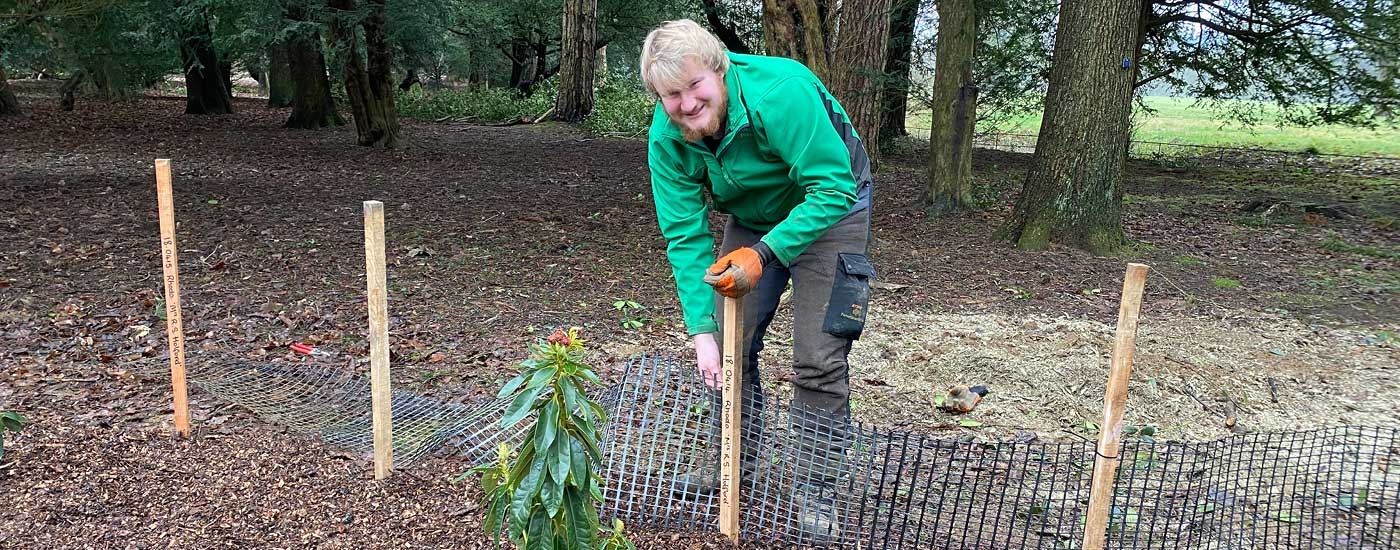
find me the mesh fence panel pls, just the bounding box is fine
[186,355,526,466]
[182,352,1399,549]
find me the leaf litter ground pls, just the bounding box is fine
[1,90,1396,548]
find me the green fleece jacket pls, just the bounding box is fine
[647,52,866,336]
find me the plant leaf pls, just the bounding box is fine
[560,378,583,415]
[549,435,572,486]
[541,473,564,518]
[497,372,531,399]
[534,401,559,454]
[502,383,549,429]
[512,458,546,532]
[589,474,604,502]
[958,420,983,428]
[527,365,559,390]
[0,411,27,432]
[526,506,556,550]
[506,438,538,484]
[484,492,509,547]
[566,424,603,462]
[479,469,500,495]
[570,440,588,488]
[565,488,597,549]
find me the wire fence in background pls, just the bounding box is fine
[182,352,1400,549]
[905,129,1400,177]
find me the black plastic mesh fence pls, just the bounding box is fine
[183,352,1399,549]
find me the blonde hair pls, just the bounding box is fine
[639,19,730,95]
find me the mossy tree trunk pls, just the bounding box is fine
[327,0,399,147]
[997,0,1143,254]
[283,3,343,129]
[762,0,831,81]
[923,0,976,215]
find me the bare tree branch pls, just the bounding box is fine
[698,0,752,54]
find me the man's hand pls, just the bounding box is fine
[693,332,722,389]
[703,247,764,298]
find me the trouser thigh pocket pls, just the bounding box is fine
[822,252,875,339]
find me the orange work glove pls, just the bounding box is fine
[703,247,764,298]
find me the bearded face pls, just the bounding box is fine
[657,59,728,143]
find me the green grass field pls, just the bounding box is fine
[908,96,1400,157]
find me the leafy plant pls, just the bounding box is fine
[466,328,634,550]
[611,300,648,330]
[1122,424,1158,443]
[395,82,555,124]
[581,72,657,137]
[1,411,30,461]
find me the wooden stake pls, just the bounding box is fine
[1082,263,1149,550]
[363,200,393,479]
[719,295,744,545]
[155,159,190,438]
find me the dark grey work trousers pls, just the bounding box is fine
[713,207,874,488]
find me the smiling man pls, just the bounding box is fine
[640,19,876,542]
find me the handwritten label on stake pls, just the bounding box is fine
[155,159,190,438]
[719,296,744,544]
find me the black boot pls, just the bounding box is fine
[792,487,842,542]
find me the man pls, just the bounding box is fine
[640,19,876,540]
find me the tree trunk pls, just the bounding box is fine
[60,70,86,111]
[555,0,597,123]
[220,58,234,101]
[284,12,343,129]
[327,0,400,148]
[508,39,531,89]
[997,0,1143,254]
[924,0,976,215]
[1377,54,1396,119]
[827,0,891,166]
[533,40,548,83]
[180,7,234,115]
[267,39,294,108]
[879,0,918,144]
[399,69,421,92]
[0,65,20,117]
[762,0,831,81]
